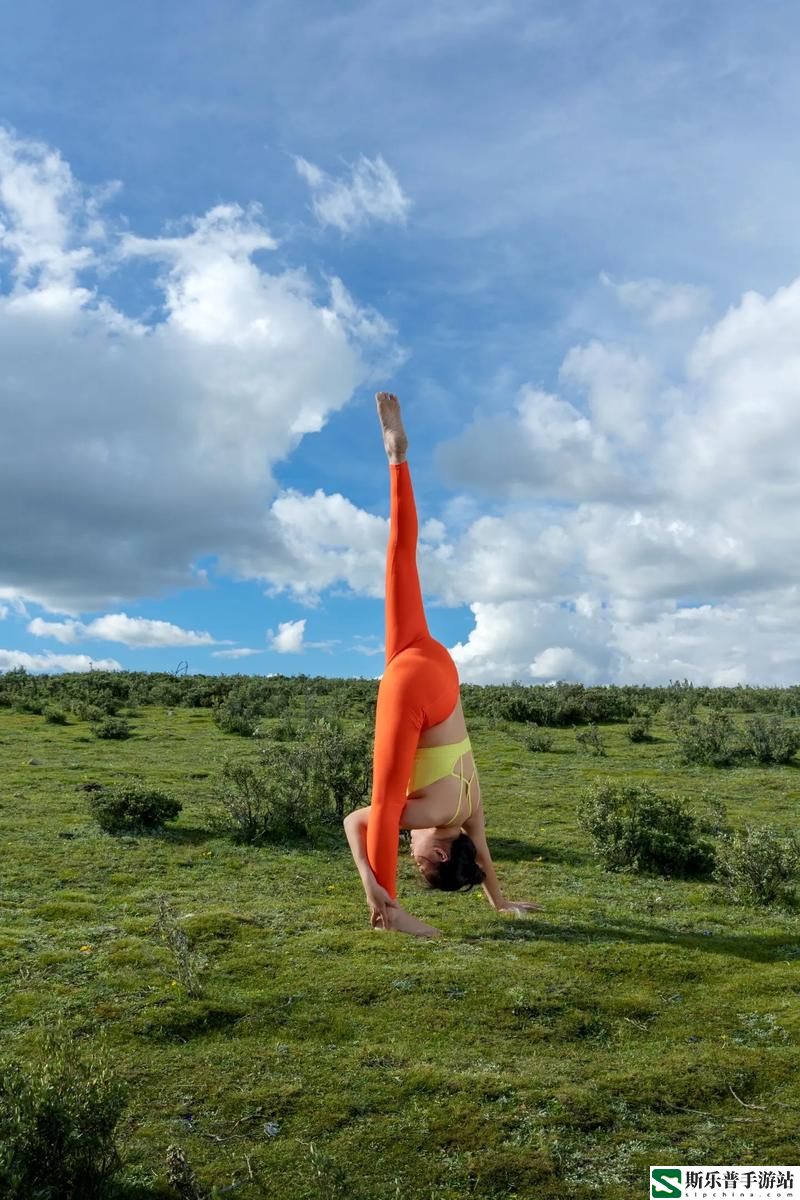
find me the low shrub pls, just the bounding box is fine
[714,825,800,906]
[212,687,262,737]
[0,1024,127,1199]
[694,790,733,838]
[89,783,181,834]
[673,711,742,768]
[626,712,652,743]
[151,896,205,998]
[90,716,131,741]
[270,715,299,742]
[575,724,606,756]
[208,754,311,843]
[42,705,68,725]
[739,715,800,765]
[577,779,715,877]
[70,701,105,723]
[209,718,372,843]
[301,717,372,820]
[521,723,554,752]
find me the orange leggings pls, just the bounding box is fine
[366,460,460,899]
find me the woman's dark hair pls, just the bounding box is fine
[419,832,486,892]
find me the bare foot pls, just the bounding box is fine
[375,392,408,464]
[373,905,441,938]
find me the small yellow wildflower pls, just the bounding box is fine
[171,980,179,987]
[79,945,92,953]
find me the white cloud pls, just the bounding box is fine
[0,591,29,619]
[235,489,387,603]
[0,649,121,673]
[447,600,619,685]
[269,618,306,653]
[0,127,398,614]
[437,384,637,502]
[238,266,800,684]
[294,153,411,234]
[601,273,711,326]
[0,127,110,293]
[559,341,654,448]
[27,613,220,647]
[211,647,264,659]
[26,618,81,643]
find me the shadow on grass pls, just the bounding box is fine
[485,837,594,867]
[467,915,800,963]
[113,1183,175,1200]
[161,825,216,846]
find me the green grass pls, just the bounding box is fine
[1,704,799,1199]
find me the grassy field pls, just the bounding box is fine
[1,702,798,1199]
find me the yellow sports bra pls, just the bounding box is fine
[406,735,475,827]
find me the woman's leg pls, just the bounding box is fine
[366,662,424,899]
[384,460,429,664]
[366,392,430,898]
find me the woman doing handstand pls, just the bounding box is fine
[343,392,541,937]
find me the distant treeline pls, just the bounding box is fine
[2,667,800,727]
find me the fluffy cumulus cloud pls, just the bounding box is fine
[0,127,398,617]
[294,153,411,233]
[243,270,800,685]
[3,126,799,686]
[436,385,641,503]
[27,614,221,647]
[234,489,389,602]
[264,617,339,655]
[269,618,306,654]
[0,649,121,672]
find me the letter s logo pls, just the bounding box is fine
[651,1168,682,1198]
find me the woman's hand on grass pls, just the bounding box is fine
[365,879,400,929]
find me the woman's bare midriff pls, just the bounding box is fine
[405,696,482,820]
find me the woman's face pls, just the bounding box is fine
[409,828,450,875]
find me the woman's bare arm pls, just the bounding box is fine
[343,808,377,890]
[343,808,441,936]
[462,802,542,914]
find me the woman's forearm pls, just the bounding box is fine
[474,845,505,909]
[479,864,503,907]
[344,813,377,890]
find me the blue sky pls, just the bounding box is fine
[2,0,800,684]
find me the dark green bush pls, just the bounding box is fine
[271,715,299,742]
[43,705,68,725]
[739,715,800,765]
[89,783,181,834]
[208,754,312,843]
[694,790,733,838]
[212,688,261,736]
[714,825,800,905]
[578,779,715,877]
[575,723,606,756]
[209,718,372,843]
[90,716,131,741]
[521,723,554,752]
[0,1025,127,1199]
[301,717,372,820]
[627,712,652,743]
[673,711,743,767]
[70,701,105,723]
